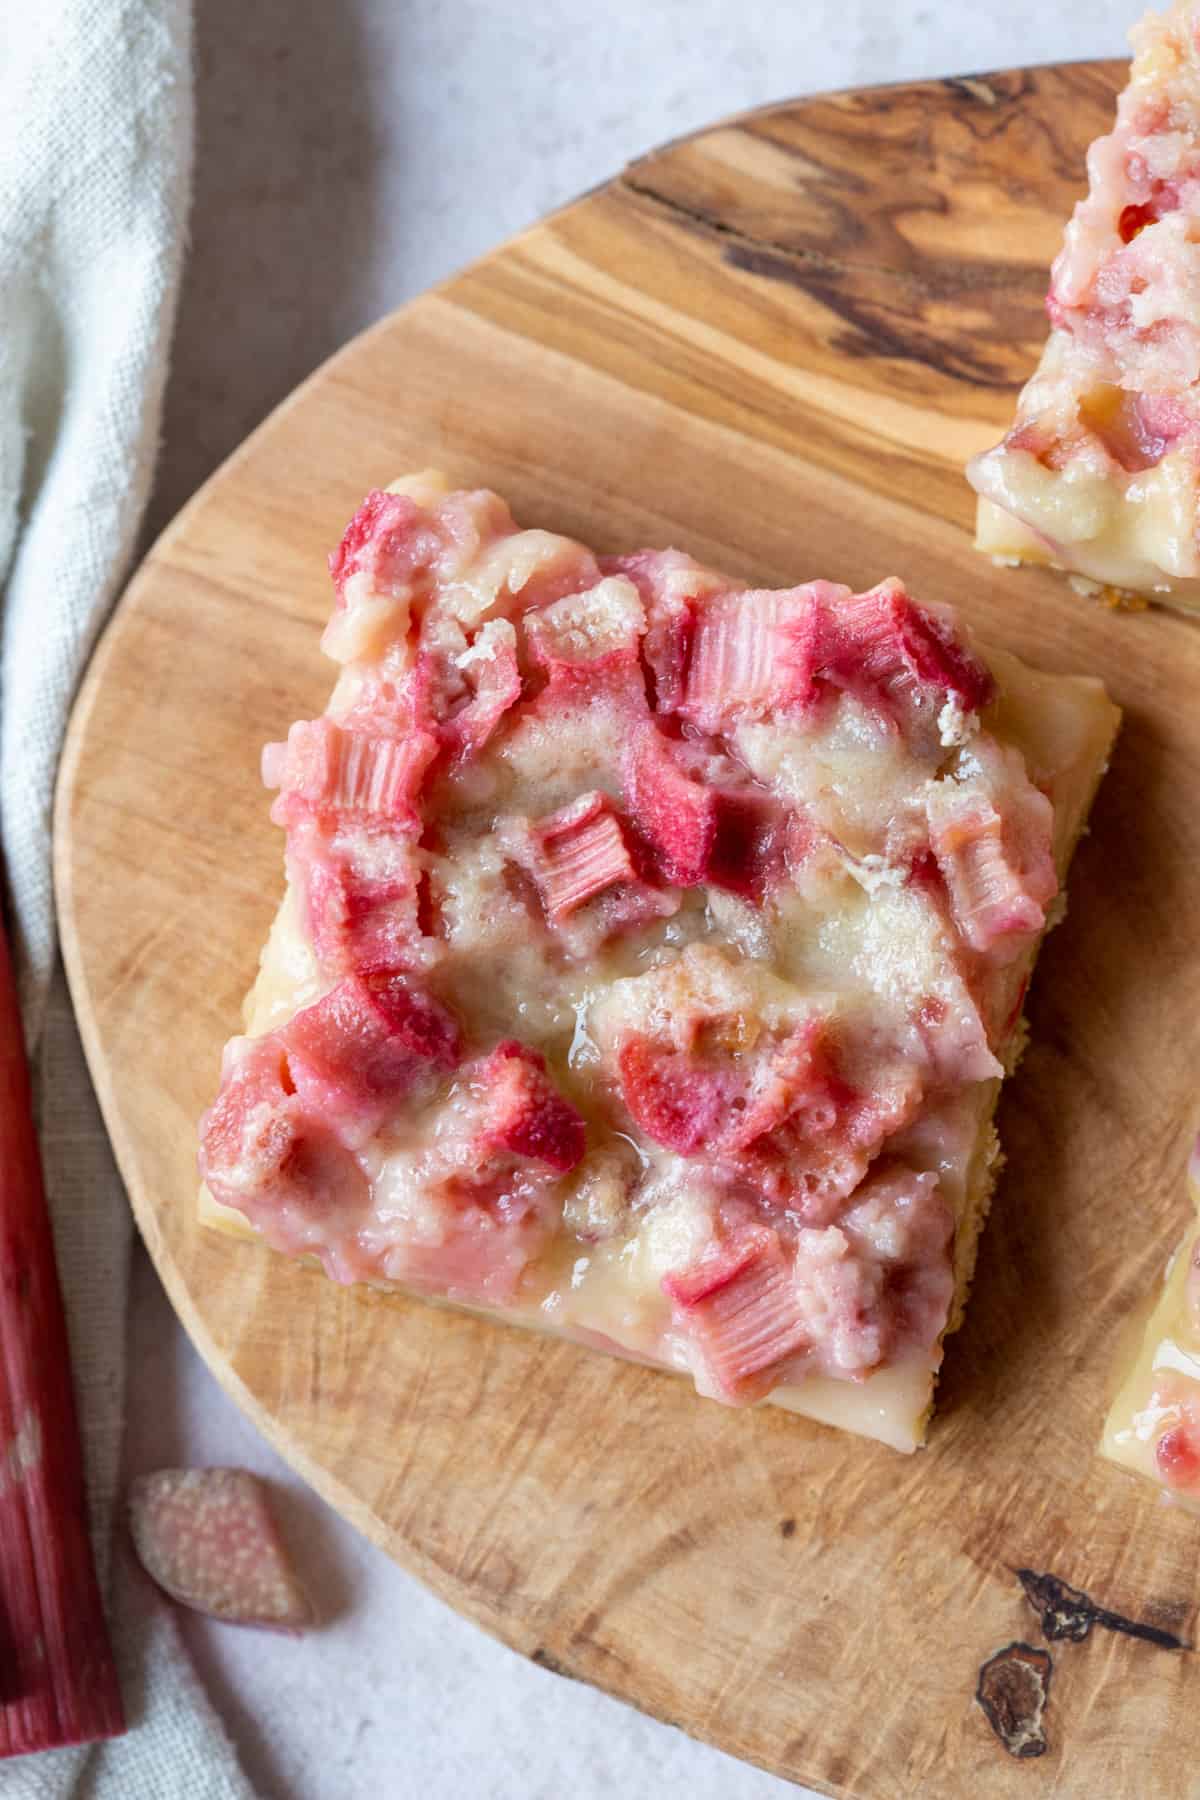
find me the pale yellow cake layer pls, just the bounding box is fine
[975,491,1200,614]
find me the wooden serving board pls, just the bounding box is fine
[57,62,1200,1798]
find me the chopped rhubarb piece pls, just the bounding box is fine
[470,1041,586,1173]
[618,1038,735,1155]
[203,976,459,1208]
[707,786,787,900]
[324,485,519,664]
[199,1037,372,1262]
[362,644,464,742]
[623,727,787,898]
[681,588,820,730]
[600,548,720,607]
[937,809,1043,947]
[662,1223,775,1307]
[623,728,717,887]
[664,1227,808,1402]
[721,1037,917,1222]
[600,548,723,713]
[912,987,1003,1086]
[642,605,694,714]
[443,620,522,763]
[721,1017,848,1155]
[0,925,124,1757]
[816,580,995,718]
[282,970,461,1124]
[618,1015,837,1163]
[527,792,639,922]
[390,1199,549,1305]
[618,1003,920,1224]
[128,1469,314,1629]
[840,1165,955,1356]
[928,778,1057,957]
[329,489,443,603]
[524,578,648,709]
[289,818,426,975]
[266,717,437,829]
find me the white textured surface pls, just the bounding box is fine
[131,3,1134,1796]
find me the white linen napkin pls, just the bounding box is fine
[0,1,254,1792]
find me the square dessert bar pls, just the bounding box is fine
[200,473,1119,1450]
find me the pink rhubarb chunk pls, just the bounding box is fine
[128,1469,314,1630]
[706,787,788,899]
[470,1040,586,1173]
[617,1037,734,1156]
[329,489,444,603]
[598,548,716,713]
[680,589,819,731]
[623,728,717,887]
[622,727,787,898]
[618,1016,846,1160]
[1156,1424,1200,1493]
[527,792,640,922]
[393,1200,549,1306]
[282,970,461,1126]
[199,1035,370,1238]
[1149,1376,1200,1494]
[816,580,995,718]
[442,624,522,764]
[265,717,438,830]
[389,1042,584,1303]
[928,788,1057,957]
[289,819,429,977]
[663,1227,808,1403]
[618,1015,921,1221]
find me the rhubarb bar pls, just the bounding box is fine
[968,0,1200,609]
[199,473,1119,1451]
[1101,1137,1200,1509]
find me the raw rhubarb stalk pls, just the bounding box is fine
[0,923,124,1756]
[128,1468,314,1629]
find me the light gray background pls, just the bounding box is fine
[129,4,1135,1796]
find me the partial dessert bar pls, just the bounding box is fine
[1102,1137,1200,1511]
[199,473,1119,1451]
[969,0,1200,609]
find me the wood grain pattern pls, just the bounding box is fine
[56,63,1200,1798]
